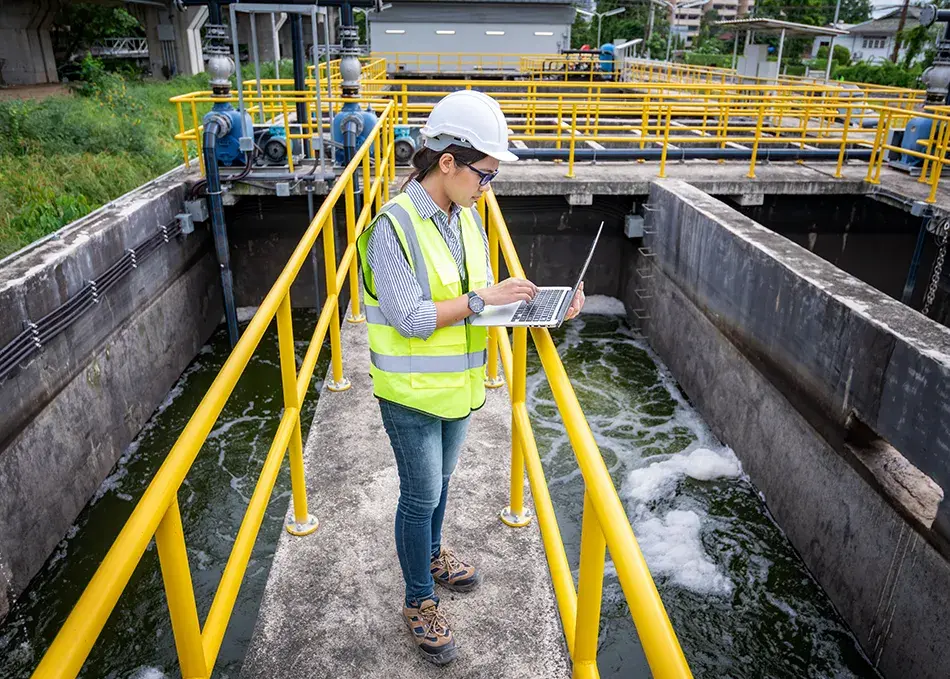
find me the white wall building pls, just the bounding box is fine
[369,0,575,68]
[811,6,923,64]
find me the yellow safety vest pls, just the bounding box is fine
[357,192,489,419]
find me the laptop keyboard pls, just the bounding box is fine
[511,289,564,324]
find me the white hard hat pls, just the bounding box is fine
[419,90,518,162]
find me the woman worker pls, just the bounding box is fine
[356,90,585,665]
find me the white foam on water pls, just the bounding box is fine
[527,310,747,598]
[625,447,742,505]
[237,306,259,323]
[635,510,734,596]
[580,294,626,316]
[129,667,168,679]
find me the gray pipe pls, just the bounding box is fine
[203,117,240,347]
[510,147,874,162]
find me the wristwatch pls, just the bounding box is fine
[467,291,485,315]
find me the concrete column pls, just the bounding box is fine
[173,6,208,77]
[238,12,289,63]
[134,6,167,78]
[0,0,58,85]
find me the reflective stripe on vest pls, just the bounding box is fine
[370,349,487,373]
[386,201,432,300]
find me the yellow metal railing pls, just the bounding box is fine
[170,58,387,172]
[477,190,692,679]
[29,100,397,679]
[866,104,950,203]
[372,51,530,73]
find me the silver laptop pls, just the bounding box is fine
[471,221,604,328]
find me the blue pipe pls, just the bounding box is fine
[203,118,240,347]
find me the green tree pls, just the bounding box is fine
[899,24,935,67]
[571,9,594,47]
[837,0,873,24]
[51,3,143,65]
[754,0,828,26]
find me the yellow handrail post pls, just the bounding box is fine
[566,104,577,179]
[500,326,532,528]
[401,83,408,125]
[278,294,320,536]
[556,96,564,151]
[155,499,207,678]
[387,114,395,201]
[345,177,365,323]
[176,102,190,168]
[920,116,939,183]
[362,152,372,216]
[835,104,853,179]
[322,210,351,392]
[927,116,950,203]
[659,106,672,179]
[748,102,765,179]
[373,129,383,211]
[482,197,504,389]
[864,108,886,184]
[572,492,606,679]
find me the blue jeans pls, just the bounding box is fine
[378,399,470,607]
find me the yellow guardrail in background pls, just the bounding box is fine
[866,104,950,203]
[477,190,692,679]
[29,101,396,679]
[370,51,529,73]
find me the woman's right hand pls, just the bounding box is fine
[476,278,539,306]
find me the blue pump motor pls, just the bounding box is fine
[899,116,934,168]
[599,43,616,73]
[203,101,253,167]
[331,101,379,165]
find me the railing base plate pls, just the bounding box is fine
[286,514,319,536]
[500,506,533,528]
[326,377,352,392]
[485,376,506,389]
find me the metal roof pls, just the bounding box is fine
[714,18,850,37]
[847,7,922,34]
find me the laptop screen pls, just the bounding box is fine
[566,221,604,307]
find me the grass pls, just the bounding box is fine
[0,59,241,259]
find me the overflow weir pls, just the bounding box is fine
[3,43,950,679]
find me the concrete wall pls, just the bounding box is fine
[371,23,568,63]
[224,195,350,309]
[0,0,58,85]
[0,168,221,621]
[630,178,950,679]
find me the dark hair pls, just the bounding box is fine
[403,143,487,190]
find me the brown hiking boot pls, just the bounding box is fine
[402,599,458,665]
[430,548,482,592]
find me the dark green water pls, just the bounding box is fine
[0,311,328,679]
[531,307,880,679]
[0,305,880,678]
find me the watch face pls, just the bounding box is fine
[469,293,485,313]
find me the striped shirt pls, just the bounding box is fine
[366,180,494,340]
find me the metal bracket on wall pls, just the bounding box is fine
[638,247,656,258]
[635,288,653,300]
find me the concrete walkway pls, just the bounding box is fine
[241,319,571,679]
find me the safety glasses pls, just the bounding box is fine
[461,162,499,187]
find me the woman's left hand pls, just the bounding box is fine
[564,282,585,321]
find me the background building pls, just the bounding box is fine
[812,6,923,63]
[369,0,576,60]
[674,0,755,47]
